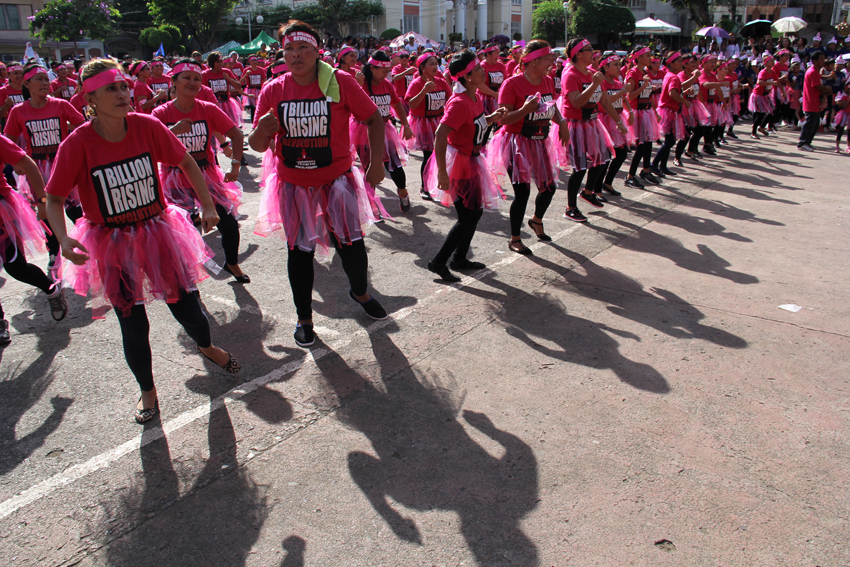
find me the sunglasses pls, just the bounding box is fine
[398,54,409,58]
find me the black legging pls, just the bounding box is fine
[510,182,554,237]
[687,126,707,153]
[45,204,83,257]
[601,146,628,189]
[388,165,406,190]
[115,290,211,392]
[420,150,432,186]
[287,237,369,321]
[2,242,54,294]
[628,141,652,176]
[675,128,693,160]
[432,198,483,265]
[214,204,241,266]
[567,164,606,208]
[652,132,676,171]
[711,125,725,145]
[752,112,767,135]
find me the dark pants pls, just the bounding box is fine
[688,126,706,153]
[420,150,433,185]
[798,111,820,148]
[652,132,677,170]
[628,141,652,176]
[388,165,406,190]
[287,237,369,321]
[510,182,554,236]
[2,243,55,295]
[601,146,629,188]
[115,291,211,392]
[432,199,483,265]
[676,129,693,160]
[752,112,767,134]
[215,204,241,266]
[568,164,606,207]
[45,205,83,258]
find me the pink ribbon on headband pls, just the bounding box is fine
[7,64,22,72]
[523,46,551,63]
[480,46,497,55]
[82,68,128,94]
[337,47,355,59]
[23,67,47,81]
[599,55,620,68]
[570,39,591,59]
[171,62,203,77]
[272,63,288,75]
[284,32,319,49]
[54,64,67,72]
[666,52,682,64]
[416,53,433,68]
[631,47,649,61]
[452,59,478,80]
[368,57,392,68]
[129,61,147,76]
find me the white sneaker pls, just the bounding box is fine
[798,144,814,152]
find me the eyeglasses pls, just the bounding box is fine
[580,47,592,53]
[398,54,409,59]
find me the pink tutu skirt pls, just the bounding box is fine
[482,96,498,115]
[259,149,275,189]
[731,94,741,115]
[487,129,558,189]
[64,206,213,319]
[774,87,788,105]
[217,97,242,126]
[408,115,441,152]
[349,119,409,171]
[422,146,504,210]
[717,105,734,127]
[748,94,775,114]
[834,109,850,128]
[254,167,377,262]
[628,108,661,144]
[600,112,635,147]
[681,99,711,128]
[16,158,81,208]
[0,189,46,267]
[704,102,724,126]
[789,89,802,110]
[658,108,687,140]
[559,118,614,172]
[245,87,261,106]
[161,164,242,216]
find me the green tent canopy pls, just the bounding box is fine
[229,31,279,56]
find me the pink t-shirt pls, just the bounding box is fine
[601,78,625,113]
[49,78,75,101]
[151,99,235,166]
[202,68,237,101]
[482,61,507,97]
[133,81,154,114]
[802,67,822,113]
[405,75,451,118]
[753,69,776,97]
[626,67,652,110]
[562,66,602,120]
[440,92,489,156]
[199,85,217,104]
[679,71,699,100]
[69,91,88,116]
[698,70,718,103]
[253,70,377,187]
[391,64,414,99]
[506,60,519,77]
[45,113,187,226]
[498,74,557,139]
[243,68,266,89]
[0,134,26,197]
[363,79,400,121]
[147,75,171,93]
[0,85,25,109]
[4,98,85,159]
[659,72,683,111]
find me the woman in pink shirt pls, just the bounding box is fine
[650,52,690,176]
[129,61,168,114]
[749,54,777,138]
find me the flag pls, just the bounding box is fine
[154,43,165,57]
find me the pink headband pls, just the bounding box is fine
[452,59,478,80]
[666,52,682,64]
[416,53,433,68]
[151,60,164,67]
[600,55,620,68]
[54,64,67,72]
[367,57,392,68]
[83,68,128,94]
[631,47,649,61]
[171,62,203,77]
[776,49,790,57]
[23,67,48,81]
[284,32,318,49]
[338,47,355,59]
[248,56,258,61]
[570,39,591,59]
[7,64,22,72]
[129,61,147,75]
[481,46,497,55]
[272,63,288,75]
[523,46,551,63]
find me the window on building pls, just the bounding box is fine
[512,0,522,5]
[511,20,521,37]
[403,14,420,33]
[629,0,647,10]
[0,5,22,30]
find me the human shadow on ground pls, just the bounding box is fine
[312,324,540,566]
[279,535,306,567]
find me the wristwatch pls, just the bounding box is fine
[38,197,47,203]
[231,159,240,166]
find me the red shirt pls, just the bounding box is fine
[151,100,235,166]
[753,69,776,97]
[659,72,683,111]
[202,69,237,101]
[506,60,519,77]
[440,92,489,156]
[199,85,217,104]
[243,68,266,89]
[698,70,718,103]
[253,70,377,187]
[228,62,244,78]
[626,67,652,110]
[601,78,625,113]
[802,66,822,113]
[4,98,84,159]
[391,64,414,99]
[147,75,172,93]
[46,114,187,226]
[405,75,451,118]
[482,61,507,97]
[0,85,25,109]
[562,66,602,120]
[678,71,699,100]
[133,81,155,114]
[0,134,26,197]
[69,91,88,116]
[363,79,400,121]
[498,74,557,139]
[49,78,75,101]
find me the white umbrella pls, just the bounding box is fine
[772,16,807,34]
[634,17,668,34]
[654,19,682,34]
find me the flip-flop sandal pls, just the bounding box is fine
[134,397,159,424]
[197,346,241,373]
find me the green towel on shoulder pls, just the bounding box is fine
[317,60,341,103]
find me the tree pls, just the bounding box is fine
[512,32,523,41]
[381,28,401,40]
[571,0,635,45]
[113,0,154,38]
[714,0,739,31]
[717,15,735,33]
[140,24,182,52]
[661,0,712,29]
[291,0,383,39]
[531,0,565,45]
[147,0,239,52]
[29,0,119,47]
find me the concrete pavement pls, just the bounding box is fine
[1,126,848,566]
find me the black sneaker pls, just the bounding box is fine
[0,318,10,346]
[624,176,644,189]
[673,158,684,167]
[294,323,315,347]
[594,192,608,203]
[563,208,588,222]
[580,192,604,208]
[427,261,461,282]
[47,287,67,321]
[420,188,433,201]
[660,167,677,176]
[601,183,622,196]
[449,258,485,271]
[727,131,738,139]
[650,165,666,178]
[349,290,388,320]
[639,171,660,185]
[703,145,717,156]
[399,194,411,213]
